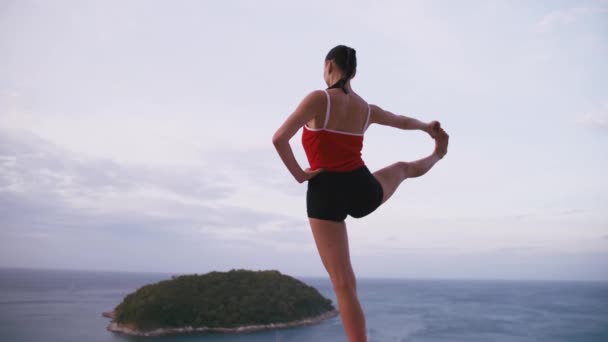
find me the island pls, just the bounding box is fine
[102,269,339,336]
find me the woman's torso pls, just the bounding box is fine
[302,89,371,172]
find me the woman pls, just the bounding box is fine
[272,45,449,342]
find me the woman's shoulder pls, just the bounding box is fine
[297,89,328,109]
[301,89,328,101]
[292,90,328,117]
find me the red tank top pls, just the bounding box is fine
[302,90,371,172]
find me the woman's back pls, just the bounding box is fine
[302,89,371,172]
[306,88,370,135]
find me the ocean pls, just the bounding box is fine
[0,268,607,342]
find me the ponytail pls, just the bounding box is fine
[325,45,357,94]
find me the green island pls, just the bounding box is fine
[102,269,338,336]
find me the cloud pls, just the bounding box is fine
[200,146,305,197]
[535,6,608,34]
[576,104,608,130]
[492,246,538,254]
[558,209,588,216]
[0,129,307,250]
[0,129,229,198]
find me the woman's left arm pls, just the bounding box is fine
[272,90,325,183]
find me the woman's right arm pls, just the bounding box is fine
[369,104,439,137]
[272,90,326,183]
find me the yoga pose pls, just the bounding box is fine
[272,45,449,342]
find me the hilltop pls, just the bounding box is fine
[103,269,338,336]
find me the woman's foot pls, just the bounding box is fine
[434,128,449,158]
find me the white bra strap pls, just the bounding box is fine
[363,104,371,131]
[323,90,331,129]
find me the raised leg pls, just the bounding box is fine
[373,128,449,203]
[309,218,367,342]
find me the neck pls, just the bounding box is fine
[327,78,353,93]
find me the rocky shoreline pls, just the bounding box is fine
[102,309,339,337]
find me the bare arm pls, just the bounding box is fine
[368,104,438,136]
[272,90,325,183]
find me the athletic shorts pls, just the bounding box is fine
[306,165,384,222]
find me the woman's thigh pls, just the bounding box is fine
[309,218,356,289]
[372,162,408,204]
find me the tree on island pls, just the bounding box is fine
[105,269,337,335]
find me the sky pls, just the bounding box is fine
[1,0,607,281]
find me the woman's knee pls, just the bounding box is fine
[330,272,357,293]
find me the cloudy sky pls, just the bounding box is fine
[1,0,607,281]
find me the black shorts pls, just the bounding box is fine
[307,165,384,222]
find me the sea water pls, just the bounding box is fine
[0,268,607,342]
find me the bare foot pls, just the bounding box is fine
[434,128,449,158]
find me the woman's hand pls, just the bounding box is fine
[297,168,325,183]
[424,121,441,138]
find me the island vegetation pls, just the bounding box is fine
[103,269,338,336]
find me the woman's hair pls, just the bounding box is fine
[325,45,357,94]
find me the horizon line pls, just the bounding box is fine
[1,266,607,284]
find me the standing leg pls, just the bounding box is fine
[373,128,449,203]
[309,218,367,342]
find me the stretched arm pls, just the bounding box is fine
[368,104,439,136]
[272,90,325,183]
